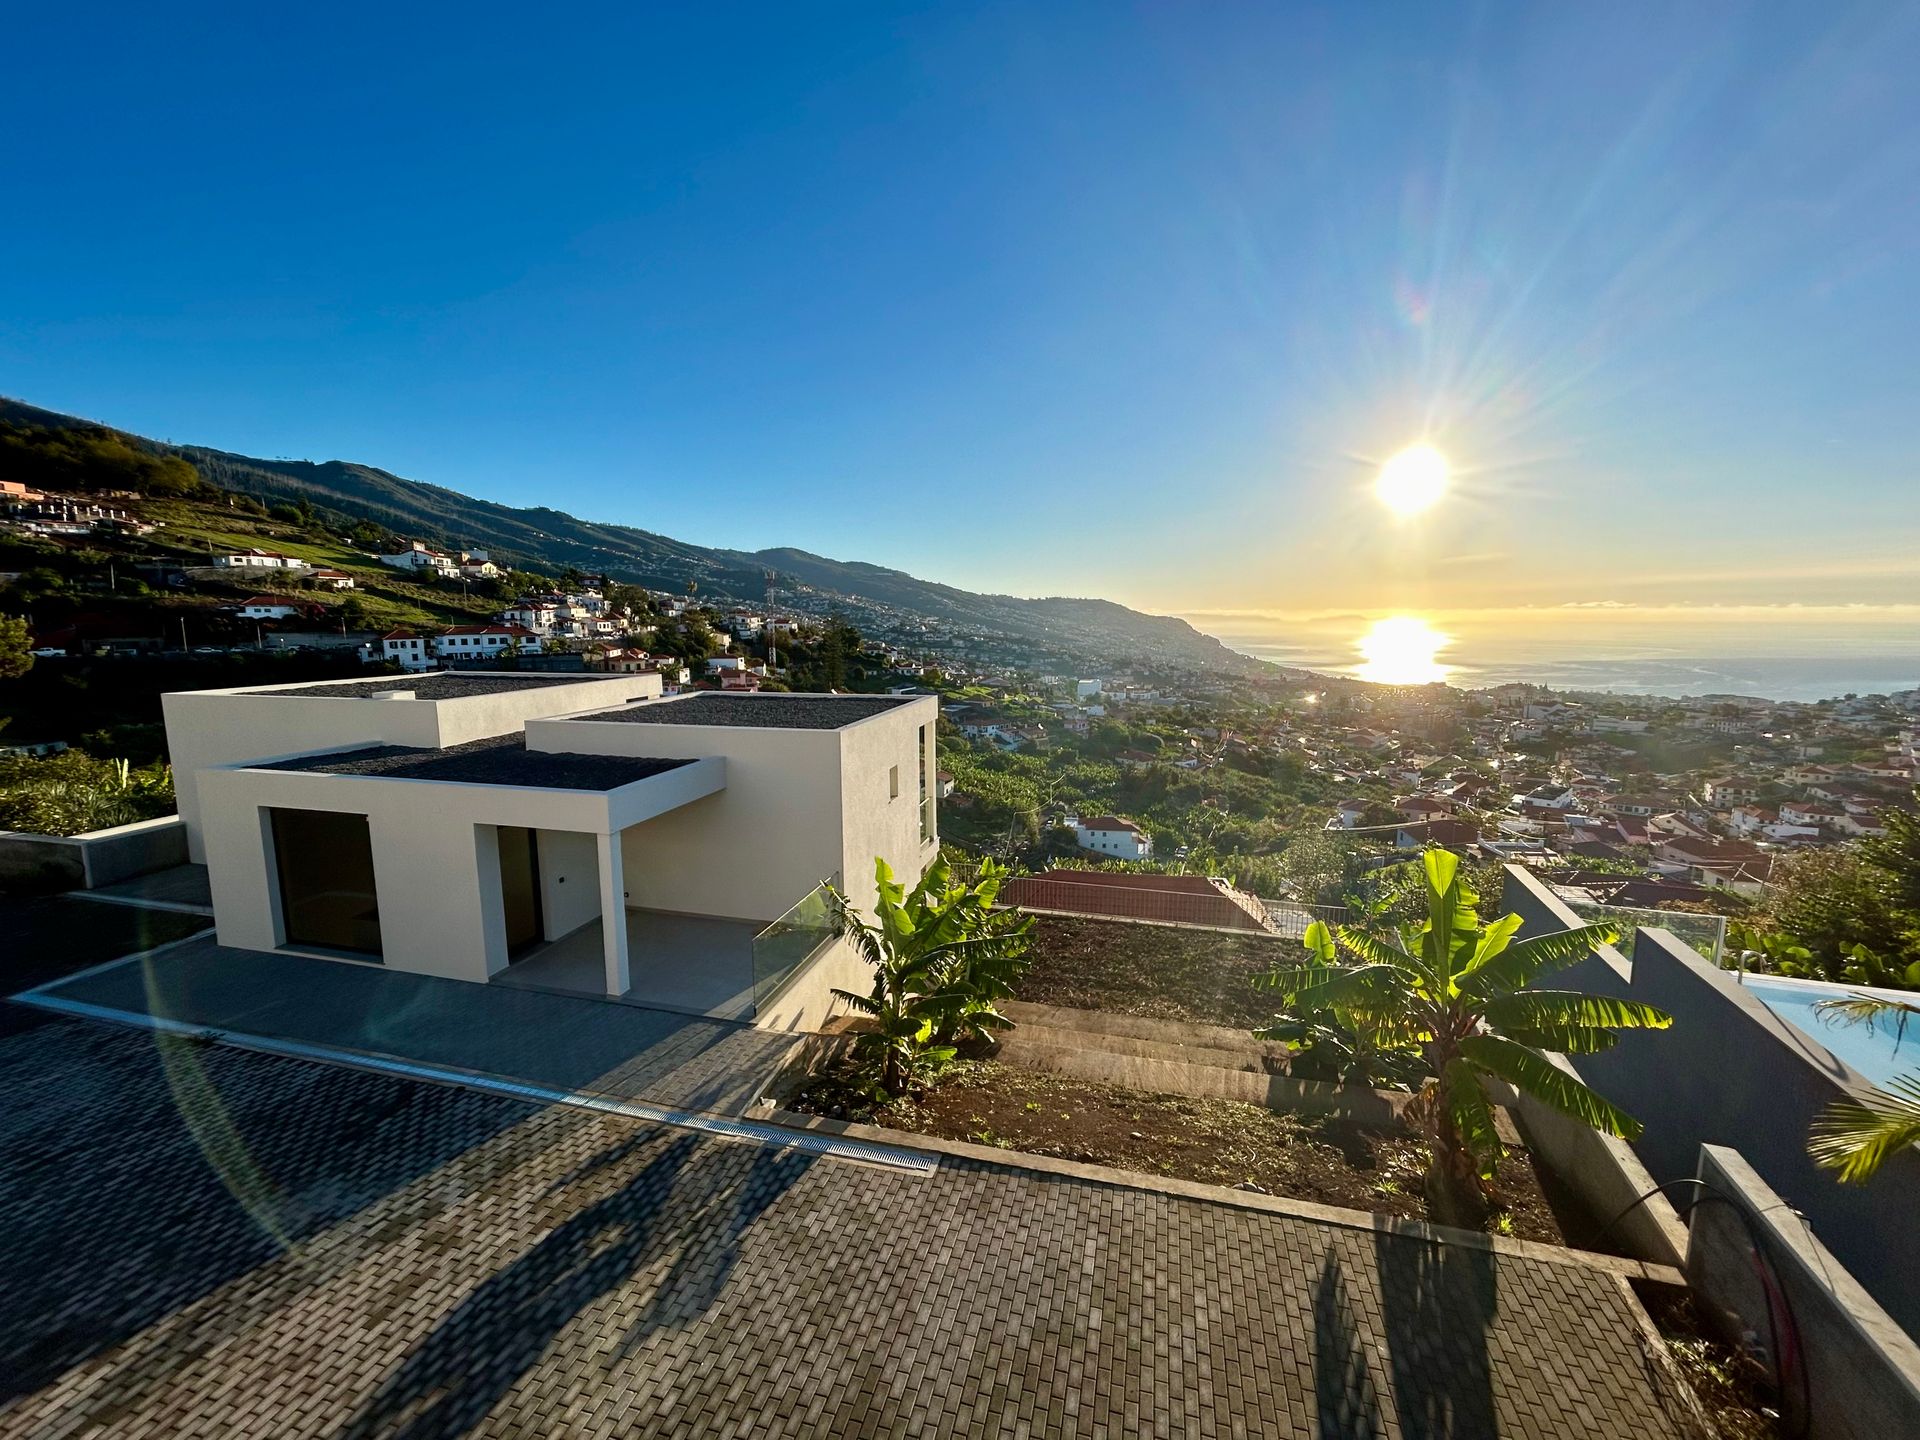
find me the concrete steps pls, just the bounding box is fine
[999,1000,1283,1074]
[996,999,1405,1124]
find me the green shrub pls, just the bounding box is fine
[0,750,174,836]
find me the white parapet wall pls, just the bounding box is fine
[526,691,940,925]
[163,673,661,862]
[197,752,722,983]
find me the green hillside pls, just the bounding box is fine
[1,396,1263,675]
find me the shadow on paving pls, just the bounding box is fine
[1311,1236,1499,1440]
[336,1128,815,1440]
[0,1013,538,1403]
[30,938,799,1115]
[0,894,210,1001]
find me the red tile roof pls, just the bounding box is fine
[999,870,1270,932]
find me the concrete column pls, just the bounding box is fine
[597,828,629,996]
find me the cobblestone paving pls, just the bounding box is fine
[0,1015,1683,1439]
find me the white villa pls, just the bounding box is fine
[213,548,309,570]
[161,675,939,1029]
[1069,814,1152,860]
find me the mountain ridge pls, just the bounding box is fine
[1,395,1268,675]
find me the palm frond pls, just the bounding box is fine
[1482,990,1673,1034]
[830,988,881,1016]
[1493,1024,1621,1055]
[1809,1074,1920,1183]
[1811,993,1920,1035]
[1458,1034,1643,1139]
[1334,927,1443,993]
[1457,922,1619,998]
[1255,962,1407,1011]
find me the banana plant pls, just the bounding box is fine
[1258,849,1673,1225]
[826,855,1034,1098]
[1256,920,1424,1089]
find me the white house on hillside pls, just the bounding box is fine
[161,678,940,1030]
[214,548,309,571]
[380,542,457,576]
[1069,814,1152,860]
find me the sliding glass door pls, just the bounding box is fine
[269,808,383,958]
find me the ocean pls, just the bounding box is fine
[1212,641,1920,704]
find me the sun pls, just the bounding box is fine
[1375,444,1449,515]
[1355,616,1452,685]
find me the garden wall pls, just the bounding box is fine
[1689,1147,1920,1440]
[0,815,187,893]
[1504,866,1920,1339]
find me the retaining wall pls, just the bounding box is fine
[1504,865,1920,1339]
[1689,1147,1920,1440]
[0,815,187,893]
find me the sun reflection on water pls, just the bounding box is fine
[1355,616,1453,685]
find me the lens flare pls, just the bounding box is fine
[1375,444,1449,515]
[1355,616,1452,685]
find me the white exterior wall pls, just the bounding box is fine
[835,703,940,912]
[163,674,661,861]
[536,829,603,940]
[195,753,721,982]
[548,721,843,923]
[526,694,939,924]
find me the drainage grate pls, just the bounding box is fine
[19,991,939,1176]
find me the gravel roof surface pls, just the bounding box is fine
[243,673,632,700]
[567,693,914,729]
[257,735,692,790]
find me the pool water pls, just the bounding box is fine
[1741,976,1918,1087]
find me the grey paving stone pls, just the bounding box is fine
[0,1015,1684,1439]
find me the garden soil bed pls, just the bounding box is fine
[792,1058,1571,1246]
[1013,914,1295,1030]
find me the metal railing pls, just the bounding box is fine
[750,883,841,1017]
[1256,898,1357,940]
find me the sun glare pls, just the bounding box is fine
[1374,444,1449,515]
[1355,616,1452,685]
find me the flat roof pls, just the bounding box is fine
[563,693,917,730]
[255,735,694,791]
[240,673,632,700]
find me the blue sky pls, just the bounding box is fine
[3,2,1917,646]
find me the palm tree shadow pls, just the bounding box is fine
[334,1129,812,1440]
[1313,1246,1385,1440]
[1371,1230,1498,1440]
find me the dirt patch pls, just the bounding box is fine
[1014,914,1294,1030]
[793,1058,1568,1245]
[1634,1283,1785,1439]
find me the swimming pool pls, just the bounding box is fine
[1740,975,1918,1087]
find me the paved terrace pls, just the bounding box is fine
[27,940,795,1116]
[0,1014,1687,1437]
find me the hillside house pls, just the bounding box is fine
[380,542,457,576]
[214,548,308,571]
[433,624,540,662]
[382,631,432,671]
[1069,815,1152,860]
[237,596,318,622]
[308,569,356,590]
[1000,870,1269,932]
[162,679,940,1026]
